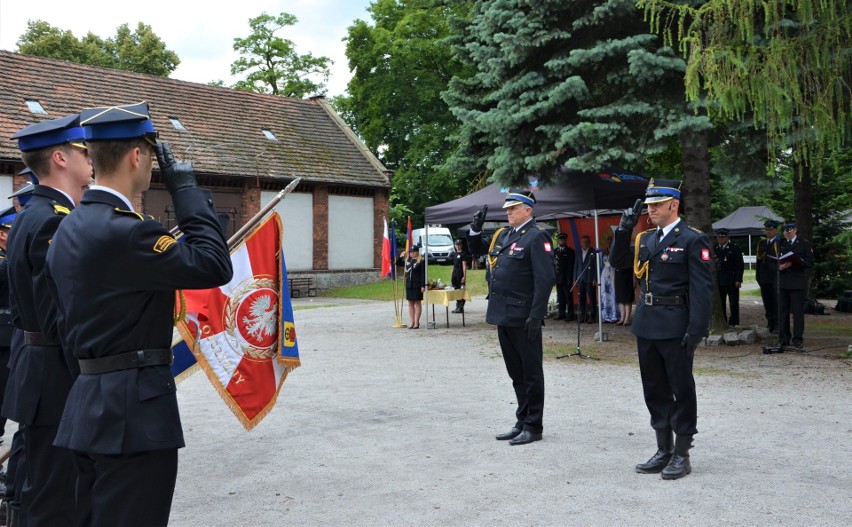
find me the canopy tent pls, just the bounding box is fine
[424,170,649,224]
[712,206,783,236]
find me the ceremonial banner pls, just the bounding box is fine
[176,213,300,430]
[389,220,398,280]
[405,216,413,254]
[170,327,199,382]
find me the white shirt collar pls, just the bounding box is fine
[659,218,681,239]
[89,185,134,211]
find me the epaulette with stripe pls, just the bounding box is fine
[114,208,153,221]
[53,204,71,216]
[689,226,703,234]
[534,224,548,231]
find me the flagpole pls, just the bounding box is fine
[168,177,302,250]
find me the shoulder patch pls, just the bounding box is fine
[153,235,178,254]
[114,208,145,221]
[53,204,71,216]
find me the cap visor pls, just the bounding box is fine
[643,196,674,204]
[502,200,524,208]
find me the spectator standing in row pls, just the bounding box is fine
[714,228,744,326]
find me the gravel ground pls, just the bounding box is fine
[169,293,851,526]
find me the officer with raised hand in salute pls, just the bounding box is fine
[610,179,712,480]
[467,190,555,446]
[45,102,232,527]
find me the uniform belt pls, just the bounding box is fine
[78,349,173,375]
[642,293,687,306]
[24,331,60,347]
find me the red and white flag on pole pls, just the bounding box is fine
[176,213,300,430]
[381,217,392,278]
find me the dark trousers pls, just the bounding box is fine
[636,336,697,436]
[0,347,8,436]
[23,424,80,526]
[555,282,574,319]
[4,427,26,520]
[758,282,778,330]
[497,325,544,433]
[718,285,740,325]
[578,281,596,321]
[779,288,805,345]
[73,448,178,527]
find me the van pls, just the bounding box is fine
[411,227,455,264]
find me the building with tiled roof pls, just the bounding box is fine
[0,50,391,291]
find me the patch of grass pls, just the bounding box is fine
[324,267,489,300]
[808,321,852,337]
[293,304,341,311]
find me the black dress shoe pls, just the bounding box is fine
[495,427,523,441]
[508,430,542,446]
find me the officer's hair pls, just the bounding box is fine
[87,139,152,175]
[21,144,78,178]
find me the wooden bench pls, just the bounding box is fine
[288,276,317,298]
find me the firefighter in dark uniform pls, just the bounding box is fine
[1,182,35,526]
[553,232,576,320]
[610,179,712,480]
[713,228,744,326]
[467,190,555,446]
[755,220,782,332]
[6,115,93,527]
[0,206,17,445]
[450,239,470,313]
[45,103,233,527]
[777,222,814,349]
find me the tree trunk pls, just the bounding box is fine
[792,159,813,295]
[681,129,726,331]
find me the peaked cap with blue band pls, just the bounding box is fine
[19,166,39,184]
[643,178,682,204]
[10,114,86,152]
[0,206,17,229]
[502,188,537,208]
[9,182,36,206]
[80,102,157,143]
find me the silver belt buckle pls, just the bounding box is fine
[644,292,654,305]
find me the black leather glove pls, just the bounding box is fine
[156,142,197,194]
[525,317,543,341]
[681,333,702,357]
[619,198,643,231]
[471,205,488,233]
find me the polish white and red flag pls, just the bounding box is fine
[176,213,300,430]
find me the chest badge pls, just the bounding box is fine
[661,252,669,261]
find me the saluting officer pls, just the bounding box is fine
[45,103,233,526]
[713,228,744,326]
[467,190,555,446]
[553,232,576,321]
[777,222,815,349]
[610,179,713,480]
[755,220,782,332]
[450,239,470,313]
[6,115,93,527]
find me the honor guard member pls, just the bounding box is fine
[777,222,814,349]
[610,179,712,480]
[755,220,781,332]
[467,190,555,446]
[0,188,34,527]
[450,239,470,313]
[0,206,17,443]
[553,232,576,321]
[713,228,744,326]
[6,115,93,527]
[45,102,233,527]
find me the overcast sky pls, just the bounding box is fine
[0,0,373,96]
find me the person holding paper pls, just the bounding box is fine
[777,222,815,349]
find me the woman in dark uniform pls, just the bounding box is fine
[450,239,470,313]
[403,245,426,328]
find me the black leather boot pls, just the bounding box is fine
[635,429,673,473]
[661,435,693,480]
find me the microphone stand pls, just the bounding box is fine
[557,253,598,360]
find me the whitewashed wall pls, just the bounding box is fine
[261,190,313,271]
[328,195,374,270]
[0,176,14,210]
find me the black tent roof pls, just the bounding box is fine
[712,206,783,236]
[425,170,649,224]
